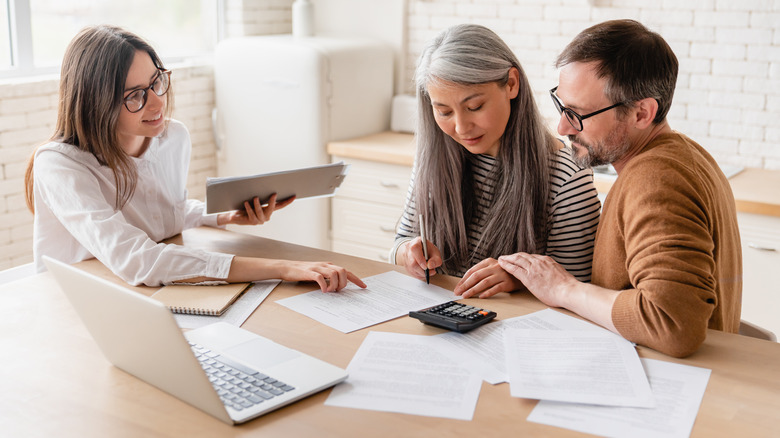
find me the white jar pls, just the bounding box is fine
[292,0,314,38]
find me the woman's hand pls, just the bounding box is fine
[454,257,525,299]
[397,237,442,281]
[217,193,295,226]
[277,260,367,292]
[222,256,365,292]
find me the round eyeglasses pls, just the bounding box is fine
[549,86,624,132]
[123,69,171,113]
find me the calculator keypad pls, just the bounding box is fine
[409,301,497,332]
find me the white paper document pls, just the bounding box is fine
[173,280,279,329]
[276,271,455,333]
[528,358,711,438]
[504,328,654,407]
[325,331,483,420]
[428,308,610,384]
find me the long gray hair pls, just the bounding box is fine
[414,23,555,273]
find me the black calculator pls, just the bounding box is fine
[409,301,497,333]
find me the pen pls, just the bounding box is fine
[419,213,430,284]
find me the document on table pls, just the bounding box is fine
[504,328,654,407]
[173,280,279,329]
[276,270,454,333]
[528,358,711,438]
[428,308,609,384]
[324,331,483,420]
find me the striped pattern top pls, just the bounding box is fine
[392,147,601,281]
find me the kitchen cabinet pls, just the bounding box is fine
[737,212,780,337]
[328,132,415,263]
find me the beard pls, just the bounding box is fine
[568,122,632,169]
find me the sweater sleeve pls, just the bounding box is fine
[610,158,718,358]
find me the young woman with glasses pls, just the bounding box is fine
[24,25,365,291]
[390,24,601,299]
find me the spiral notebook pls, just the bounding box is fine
[151,282,251,316]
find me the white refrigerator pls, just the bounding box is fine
[213,35,394,249]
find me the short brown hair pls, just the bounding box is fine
[555,19,678,124]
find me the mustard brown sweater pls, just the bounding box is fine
[592,132,742,358]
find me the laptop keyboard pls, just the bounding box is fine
[190,342,295,412]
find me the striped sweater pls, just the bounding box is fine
[391,147,601,280]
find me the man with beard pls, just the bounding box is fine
[498,19,742,358]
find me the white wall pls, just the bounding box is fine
[228,0,780,169]
[224,0,295,37]
[404,0,780,170]
[0,77,57,269]
[313,0,407,94]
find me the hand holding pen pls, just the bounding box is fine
[419,213,430,284]
[397,213,442,282]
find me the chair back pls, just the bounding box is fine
[739,320,777,342]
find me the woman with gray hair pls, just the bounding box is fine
[390,24,600,298]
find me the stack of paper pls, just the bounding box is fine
[278,271,711,437]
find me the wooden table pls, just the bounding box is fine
[2,226,779,437]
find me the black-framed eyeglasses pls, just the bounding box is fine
[123,69,171,113]
[549,86,624,132]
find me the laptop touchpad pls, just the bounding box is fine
[223,338,300,369]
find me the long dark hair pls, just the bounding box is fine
[25,25,174,213]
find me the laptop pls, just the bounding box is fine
[43,256,348,425]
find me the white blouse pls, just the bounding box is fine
[32,119,233,286]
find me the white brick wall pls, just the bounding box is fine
[406,0,780,170]
[0,77,56,270]
[224,0,294,38]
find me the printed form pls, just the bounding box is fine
[504,328,654,407]
[427,308,610,384]
[528,358,711,438]
[276,271,455,333]
[325,331,482,420]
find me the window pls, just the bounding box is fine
[0,5,10,67]
[1,0,220,78]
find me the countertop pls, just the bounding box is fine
[327,131,780,218]
[327,131,416,167]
